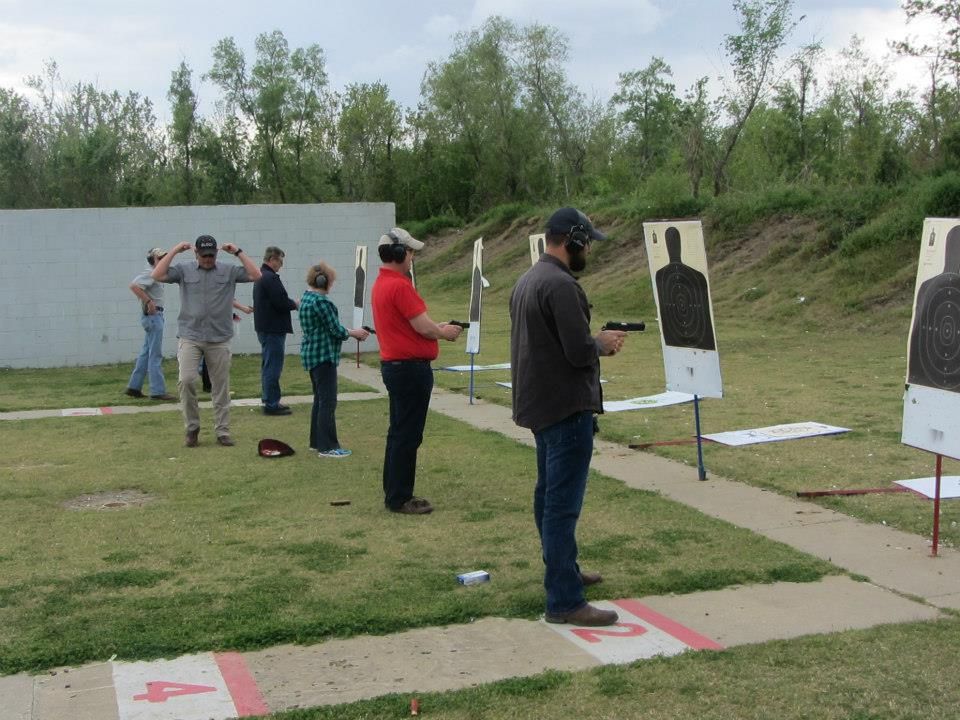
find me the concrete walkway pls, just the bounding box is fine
[3,363,958,719]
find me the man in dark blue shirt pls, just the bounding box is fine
[253,246,299,415]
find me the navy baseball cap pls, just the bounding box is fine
[545,207,606,241]
[195,235,218,256]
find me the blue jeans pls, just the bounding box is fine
[309,362,339,451]
[258,332,287,409]
[534,410,594,615]
[381,360,434,509]
[128,312,166,395]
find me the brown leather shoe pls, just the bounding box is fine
[545,603,618,626]
[150,393,177,402]
[580,570,603,587]
[390,499,433,515]
[216,435,236,447]
[184,429,199,447]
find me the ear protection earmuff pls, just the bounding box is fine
[565,223,589,252]
[387,230,407,263]
[311,265,328,289]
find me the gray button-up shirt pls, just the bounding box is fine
[131,267,165,305]
[164,262,252,342]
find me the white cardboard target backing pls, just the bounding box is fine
[643,220,722,398]
[903,218,960,459]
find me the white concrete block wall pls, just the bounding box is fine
[0,203,393,368]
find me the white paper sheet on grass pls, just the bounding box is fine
[894,476,960,499]
[603,391,695,412]
[703,421,850,446]
[442,362,511,372]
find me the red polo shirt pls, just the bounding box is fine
[371,267,439,361]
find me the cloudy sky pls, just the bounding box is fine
[0,0,939,119]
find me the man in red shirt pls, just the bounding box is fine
[371,228,463,514]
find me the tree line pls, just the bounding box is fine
[0,0,957,223]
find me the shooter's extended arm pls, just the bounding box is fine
[602,321,645,332]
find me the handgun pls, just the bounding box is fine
[602,321,645,332]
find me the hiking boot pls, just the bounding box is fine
[410,497,433,511]
[545,603,618,626]
[390,499,433,515]
[184,429,199,447]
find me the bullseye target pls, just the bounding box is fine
[909,274,960,390]
[658,267,716,350]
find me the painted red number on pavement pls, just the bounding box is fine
[134,680,218,703]
[570,622,647,644]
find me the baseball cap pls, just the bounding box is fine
[258,438,295,458]
[378,227,424,251]
[195,235,218,256]
[147,247,167,261]
[545,207,607,241]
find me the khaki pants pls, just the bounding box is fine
[178,339,232,437]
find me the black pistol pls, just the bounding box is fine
[602,321,645,332]
[362,325,376,335]
[448,320,471,329]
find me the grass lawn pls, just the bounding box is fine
[0,393,831,674]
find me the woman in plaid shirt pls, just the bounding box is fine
[299,262,370,457]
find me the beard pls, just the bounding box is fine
[569,247,587,272]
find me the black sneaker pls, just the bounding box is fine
[263,406,292,416]
[124,388,145,398]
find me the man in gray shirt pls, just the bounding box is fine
[152,235,261,447]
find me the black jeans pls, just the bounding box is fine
[381,360,434,509]
[309,362,339,451]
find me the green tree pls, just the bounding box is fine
[336,82,403,201]
[208,30,333,202]
[167,61,200,204]
[611,57,680,182]
[0,89,37,207]
[714,0,798,194]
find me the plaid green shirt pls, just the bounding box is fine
[299,291,349,370]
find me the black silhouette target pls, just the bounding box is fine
[353,264,365,309]
[909,273,960,390]
[469,264,482,323]
[659,270,714,349]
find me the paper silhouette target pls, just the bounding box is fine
[353,245,367,330]
[908,225,960,390]
[903,218,960,458]
[529,233,545,266]
[466,237,485,355]
[644,220,722,398]
[655,227,716,351]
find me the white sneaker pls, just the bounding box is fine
[318,448,352,458]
